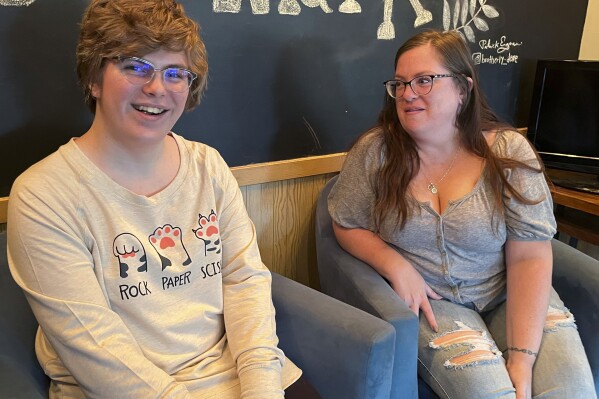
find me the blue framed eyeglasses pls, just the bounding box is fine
[113,56,197,93]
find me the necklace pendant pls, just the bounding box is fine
[428,183,438,194]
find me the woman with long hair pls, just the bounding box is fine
[328,30,596,398]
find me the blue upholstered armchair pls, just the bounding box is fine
[316,175,599,399]
[0,230,396,399]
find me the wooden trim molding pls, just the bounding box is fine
[0,196,6,224]
[231,153,346,186]
[551,185,599,216]
[227,128,527,186]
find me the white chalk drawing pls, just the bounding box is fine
[213,0,270,14]
[278,0,301,15]
[379,0,499,40]
[212,0,501,41]
[0,0,36,5]
[301,0,333,14]
[411,0,433,27]
[377,0,395,40]
[472,35,522,65]
[339,0,361,14]
[443,0,499,43]
[278,0,336,15]
[302,117,322,149]
[376,0,438,38]
[214,0,338,15]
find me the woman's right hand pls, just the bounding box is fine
[332,222,441,332]
[388,263,442,332]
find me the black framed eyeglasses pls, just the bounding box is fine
[383,74,456,98]
[113,56,197,93]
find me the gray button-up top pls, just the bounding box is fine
[328,129,557,312]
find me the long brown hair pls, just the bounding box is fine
[370,30,543,231]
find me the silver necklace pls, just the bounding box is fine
[421,148,460,195]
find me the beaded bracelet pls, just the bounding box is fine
[507,347,538,357]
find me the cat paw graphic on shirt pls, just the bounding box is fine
[148,224,192,270]
[113,233,148,278]
[193,210,222,256]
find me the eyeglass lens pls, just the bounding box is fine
[385,76,434,98]
[119,57,195,93]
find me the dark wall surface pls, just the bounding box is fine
[0,0,588,195]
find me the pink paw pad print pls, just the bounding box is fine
[148,224,192,270]
[150,225,180,249]
[195,212,219,239]
[193,210,222,255]
[113,233,147,278]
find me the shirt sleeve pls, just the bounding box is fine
[7,176,192,399]
[207,149,285,399]
[327,130,384,231]
[497,131,557,241]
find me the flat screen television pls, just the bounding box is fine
[527,59,599,194]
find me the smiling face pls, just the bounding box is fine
[90,49,190,145]
[394,44,465,142]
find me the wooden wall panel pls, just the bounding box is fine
[0,197,6,225]
[239,173,336,288]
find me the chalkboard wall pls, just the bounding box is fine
[0,0,588,196]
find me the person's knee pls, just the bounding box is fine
[544,305,576,331]
[535,306,596,399]
[429,321,503,368]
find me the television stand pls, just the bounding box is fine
[546,169,599,246]
[547,169,599,195]
[551,179,599,195]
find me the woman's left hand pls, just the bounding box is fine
[507,356,534,399]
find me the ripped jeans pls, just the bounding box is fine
[418,288,597,399]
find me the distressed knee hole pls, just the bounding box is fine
[545,305,576,331]
[429,321,503,369]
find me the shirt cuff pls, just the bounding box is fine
[238,364,283,399]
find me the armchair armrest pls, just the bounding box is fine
[551,238,599,392]
[0,354,48,399]
[0,231,49,398]
[315,176,419,399]
[271,272,396,399]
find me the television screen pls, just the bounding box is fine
[527,60,599,191]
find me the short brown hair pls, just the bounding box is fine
[76,0,208,113]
